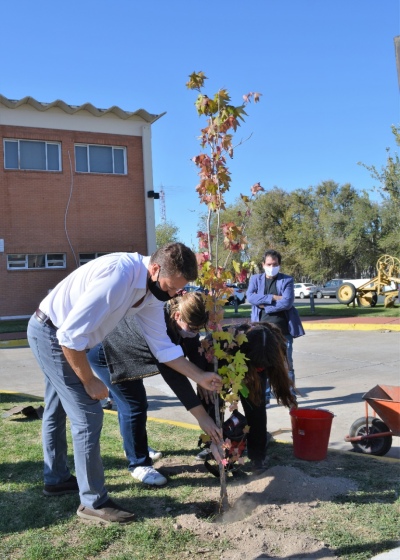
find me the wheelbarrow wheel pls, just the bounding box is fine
[349,416,392,456]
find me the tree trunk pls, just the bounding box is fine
[213,392,229,512]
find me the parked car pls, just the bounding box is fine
[293,283,316,299]
[179,284,207,295]
[225,282,247,306]
[315,278,372,299]
[315,279,347,298]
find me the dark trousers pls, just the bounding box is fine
[87,344,152,470]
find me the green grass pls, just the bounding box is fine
[0,393,224,560]
[1,301,398,335]
[224,302,400,320]
[1,393,399,560]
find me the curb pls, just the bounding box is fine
[303,323,400,332]
[1,391,398,464]
[1,322,399,349]
[0,339,29,348]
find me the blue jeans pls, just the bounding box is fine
[87,344,152,471]
[27,315,107,509]
[265,334,295,400]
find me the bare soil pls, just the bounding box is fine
[159,458,358,560]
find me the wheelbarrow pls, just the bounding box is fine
[345,385,400,456]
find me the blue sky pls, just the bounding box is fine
[1,0,399,247]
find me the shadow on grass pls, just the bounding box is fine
[333,540,400,559]
[0,393,43,405]
[0,482,199,534]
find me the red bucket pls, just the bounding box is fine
[290,408,334,461]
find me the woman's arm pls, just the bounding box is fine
[159,365,222,444]
[159,364,201,410]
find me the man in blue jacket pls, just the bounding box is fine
[246,249,305,405]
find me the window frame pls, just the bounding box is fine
[74,143,127,175]
[3,139,62,171]
[78,252,110,266]
[7,253,66,270]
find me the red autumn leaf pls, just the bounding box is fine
[250,182,265,195]
[236,269,248,283]
[196,252,209,266]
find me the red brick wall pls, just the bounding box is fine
[0,125,149,316]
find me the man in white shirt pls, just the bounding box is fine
[27,243,223,525]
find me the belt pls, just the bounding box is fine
[35,309,58,330]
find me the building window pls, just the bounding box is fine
[4,140,61,171]
[75,144,126,174]
[7,253,66,270]
[79,252,110,266]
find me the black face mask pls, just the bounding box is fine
[148,272,174,302]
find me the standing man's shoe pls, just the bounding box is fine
[43,474,79,496]
[77,498,135,525]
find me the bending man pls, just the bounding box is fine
[27,243,222,525]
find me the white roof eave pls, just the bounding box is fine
[0,94,165,124]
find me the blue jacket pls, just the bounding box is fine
[246,272,305,338]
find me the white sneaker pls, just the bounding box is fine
[131,466,167,486]
[148,446,162,461]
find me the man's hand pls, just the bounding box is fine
[164,356,223,392]
[273,294,282,301]
[83,377,109,401]
[62,346,108,400]
[198,371,223,392]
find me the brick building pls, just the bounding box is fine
[0,94,164,318]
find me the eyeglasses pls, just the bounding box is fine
[187,325,202,333]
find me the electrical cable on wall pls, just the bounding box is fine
[65,151,79,268]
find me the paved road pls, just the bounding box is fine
[2,329,398,459]
[143,329,400,459]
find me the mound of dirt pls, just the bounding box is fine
[175,465,358,560]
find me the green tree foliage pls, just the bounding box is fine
[155,221,180,248]
[358,125,400,256]
[228,181,386,282]
[359,125,400,203]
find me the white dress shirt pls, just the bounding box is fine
[39,252,183,363]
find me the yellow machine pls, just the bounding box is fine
[336,254,400,308]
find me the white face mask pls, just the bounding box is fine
[264,265,280,277]
[179,328,199,338]
[176,316,200,338]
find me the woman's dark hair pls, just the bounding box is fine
[150,243,198,281]
[234,322,296,408]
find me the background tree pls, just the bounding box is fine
[155,221,180,248]
[359,125,400,256]
[243,181,382,282]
